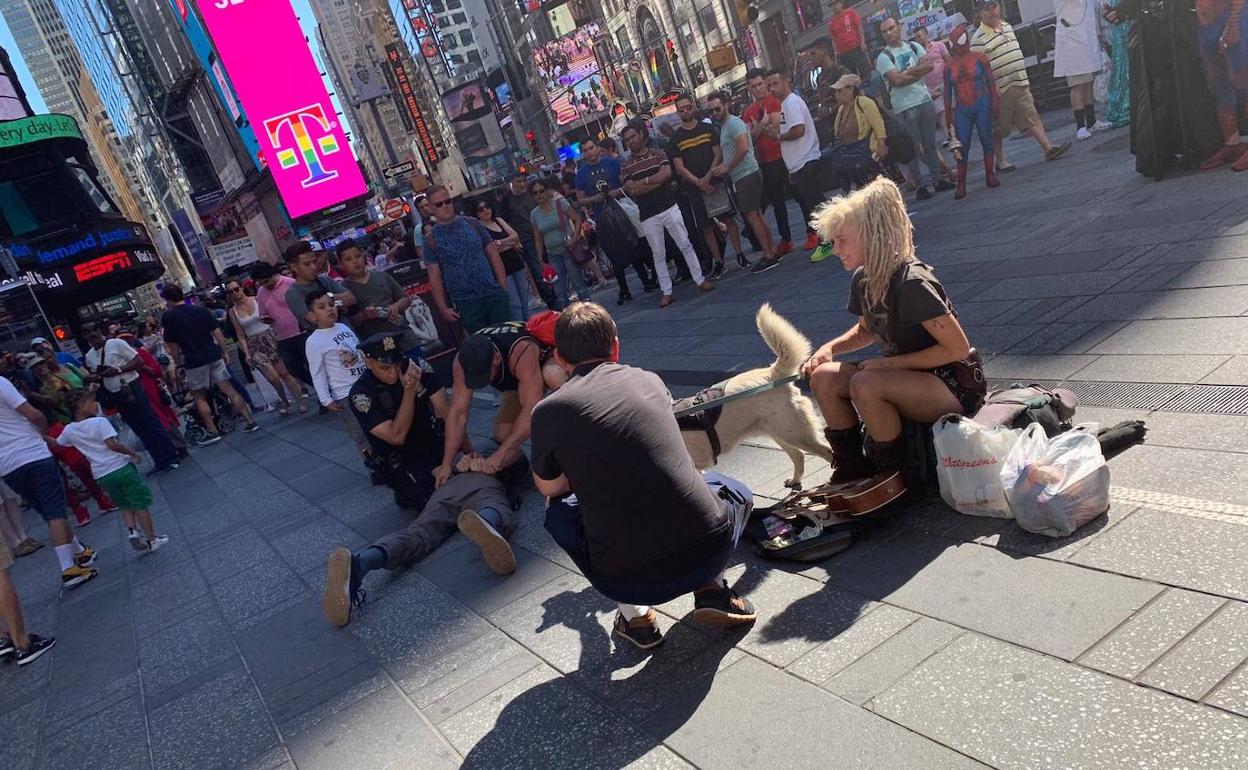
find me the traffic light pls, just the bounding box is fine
[666,39,678,64]
[525,130,539,155]
[52,326,70,343]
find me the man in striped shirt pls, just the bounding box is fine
[971,0,1070,171]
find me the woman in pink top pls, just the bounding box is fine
[915,25,951,142]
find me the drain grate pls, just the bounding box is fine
[1156,385,1248,415]
[989,379,1248,416]
[988,379,1191,411]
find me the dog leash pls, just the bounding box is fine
[672,373,804,418]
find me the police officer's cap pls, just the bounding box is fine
[359,332,405,364]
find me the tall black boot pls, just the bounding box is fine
[824,426,874,483]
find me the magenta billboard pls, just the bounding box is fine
[193,0,367,219]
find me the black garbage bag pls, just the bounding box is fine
[598,197,639,258]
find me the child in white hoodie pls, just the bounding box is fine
[304,290,369,456]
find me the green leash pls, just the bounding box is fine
[672,373,804,418]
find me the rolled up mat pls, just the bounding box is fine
[1096,420,1148,460]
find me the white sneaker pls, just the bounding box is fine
[1075,127,1092,141]
[127,528,146,552]
[1090,120,1114,133]
[145,535,169,554]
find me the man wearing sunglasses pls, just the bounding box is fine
[422,186,513,333]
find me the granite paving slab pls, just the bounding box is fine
[1088,317,1248,354]
[1139,600,1248,701]
[641,656,984,769]
[819,530,1161,660]
[787,603,920,685]
[1201,354,1248,384]
[1078,588,1227,680]
[284,685,459,770]
[148,668,285,770]
[1099,445,1248,507]
[1208,665,1248,718]
[823,617,964,705]
[872,633,1248,770]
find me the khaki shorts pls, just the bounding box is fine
[994,85,1042,140]
[186,359,230,391]
[495,391,521,426]
[0,539,12,571]
[1066,73,1095,88]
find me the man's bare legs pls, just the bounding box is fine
[0,569,29,649]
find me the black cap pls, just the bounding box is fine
[359,332,405,364]
[457,335,496,390]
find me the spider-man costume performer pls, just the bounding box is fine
[943,24,1001,199]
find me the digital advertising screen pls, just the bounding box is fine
[441,82,491,124]
[192,0,368,220]
[534,22,610,127]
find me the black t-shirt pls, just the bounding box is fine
[671,122,720,180]
[348,364,445,466]
[161,304,222,368]
[504,192,537,242]
[847,261,953,357]
[531,362,730,582]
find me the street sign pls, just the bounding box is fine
[383,198,406,220]
[383,161,415,179]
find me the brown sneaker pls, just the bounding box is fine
[697,281,715,292]
[14,538,43,557]
[457,509,516,575]
[612,610,664,650]
[659,294,674,308]
[692,584,756,627]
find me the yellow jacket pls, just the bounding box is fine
[834,95,887,157]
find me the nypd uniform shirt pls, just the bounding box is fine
[348,361,445,465]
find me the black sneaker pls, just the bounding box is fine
[14,634,55,666]
[242,422,260,433]
[612,611,664,651]
[0,635,13,658]
[616,293,633,306]
[736,254,752,270]
[708,261,725,280]
[691,583,757,628]
[749,257,781,275]
[916,187,933,200]
[197,433,223,446]
[934,178,956,192]
[672,273,689,286]
[642,282,659,293]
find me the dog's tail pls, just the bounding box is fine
[756,303,812,379]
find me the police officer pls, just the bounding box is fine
[349,332,458,509]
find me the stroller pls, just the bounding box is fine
[172,367,239,444]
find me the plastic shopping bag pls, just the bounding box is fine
[1001,424,1111,537]
[933,414,1020,518]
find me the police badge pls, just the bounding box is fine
[352,393,372,413]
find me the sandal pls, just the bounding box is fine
[278,401,290,416]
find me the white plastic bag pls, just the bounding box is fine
[933,415,1020,518]
[616,196,647,238]
[1001,424,1110,537]
[1093,60,1111,105]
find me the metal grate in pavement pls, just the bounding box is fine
[989,379,1248,415]
[1157,385,1248,415]
[988,379,1190,411]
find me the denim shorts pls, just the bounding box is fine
[3,457,68,522]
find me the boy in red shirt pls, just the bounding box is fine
[741,68,795,255]
[827,0,869,78]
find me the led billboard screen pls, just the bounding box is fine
[535,22,609,127]
[192,0,367,219]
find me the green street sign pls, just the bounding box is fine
[0,114,84,149]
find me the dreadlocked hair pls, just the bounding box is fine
[810,177,915,310]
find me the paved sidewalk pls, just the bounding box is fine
[3,119,1248,769]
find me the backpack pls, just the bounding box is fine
[971,384,1079,437]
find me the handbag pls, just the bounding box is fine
[556,199,594,265]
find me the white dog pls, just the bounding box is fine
[677,304,833,488]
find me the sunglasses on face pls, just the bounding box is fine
[430,199,453,207]
[228,286,242,293]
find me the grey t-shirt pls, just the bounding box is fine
[847,261,953,356]
[531,362,730,582]
[342,270,420,351]
[286,275,348,332]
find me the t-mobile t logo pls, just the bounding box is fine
[263,104,342,188]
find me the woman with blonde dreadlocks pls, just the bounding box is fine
[800,178,985,485]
